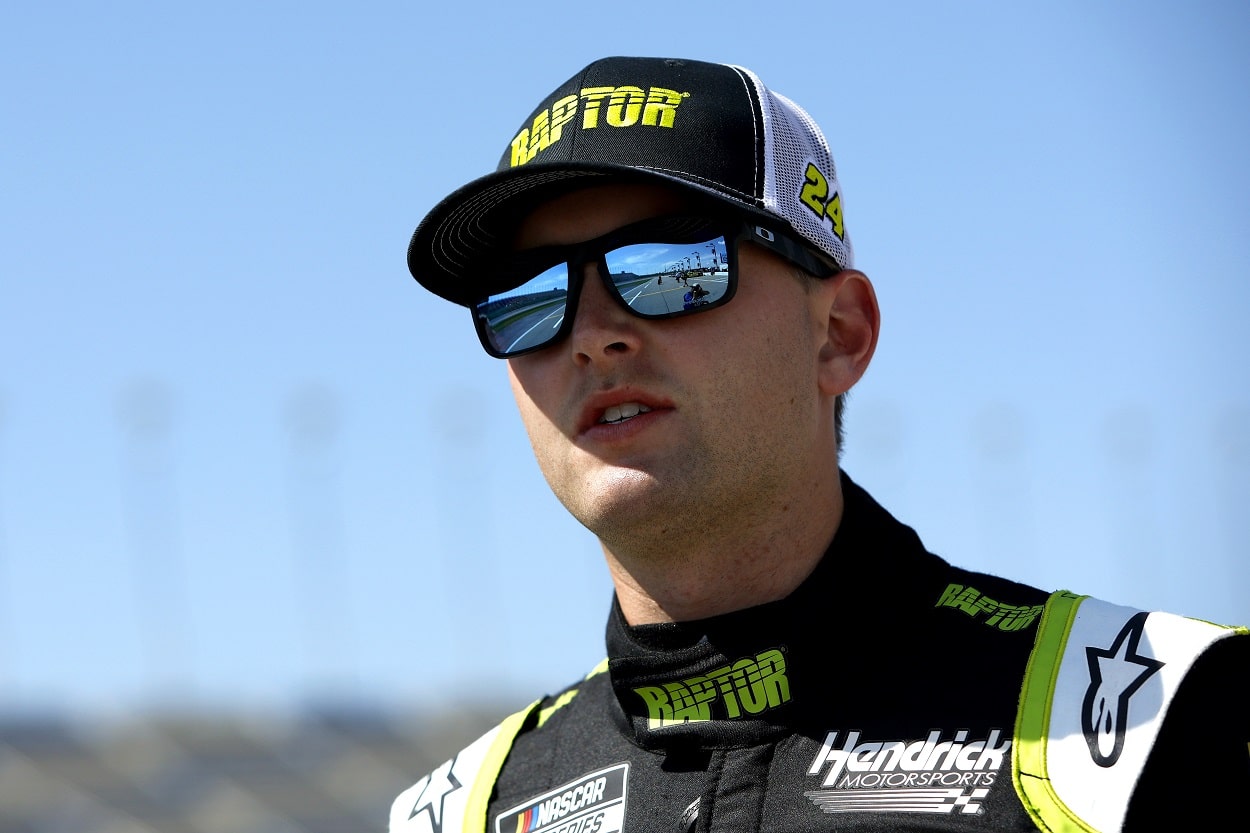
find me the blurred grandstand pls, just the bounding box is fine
[0,704,503,833]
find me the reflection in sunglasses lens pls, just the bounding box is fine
[605,237,730,316]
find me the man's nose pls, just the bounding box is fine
[567,261,642,363]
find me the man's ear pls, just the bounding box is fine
[814,269,880,397]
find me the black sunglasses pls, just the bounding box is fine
[470,213,836,358]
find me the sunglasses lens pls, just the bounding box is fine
[474,260,571,357]
[603,235,731,316]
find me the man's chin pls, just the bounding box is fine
[564,467,676,532]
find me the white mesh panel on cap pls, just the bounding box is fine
[739,67,854,271]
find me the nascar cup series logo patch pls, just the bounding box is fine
[496,763,628,833]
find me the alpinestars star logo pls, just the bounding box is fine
[1082,611,1164,767]
[408,756,463,833]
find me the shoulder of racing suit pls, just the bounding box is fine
[1012,591,1248,832]
[389,659,608,833]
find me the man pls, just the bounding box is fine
[392,56,1249,832]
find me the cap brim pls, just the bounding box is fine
[407,162,770,306]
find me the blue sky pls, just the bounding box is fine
[1,1,1247,718]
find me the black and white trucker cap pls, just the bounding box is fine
[408,56,854,305]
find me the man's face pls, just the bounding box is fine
[505,183,840,552]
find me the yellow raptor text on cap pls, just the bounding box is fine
[510,85,690,167]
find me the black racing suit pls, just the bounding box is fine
[393,475,1250,832]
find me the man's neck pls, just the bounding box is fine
[602,471,845,625]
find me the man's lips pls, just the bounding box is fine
[576,391,672,435]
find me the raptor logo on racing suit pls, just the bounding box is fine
[632,648,790,729]
[935,583,1044,632]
